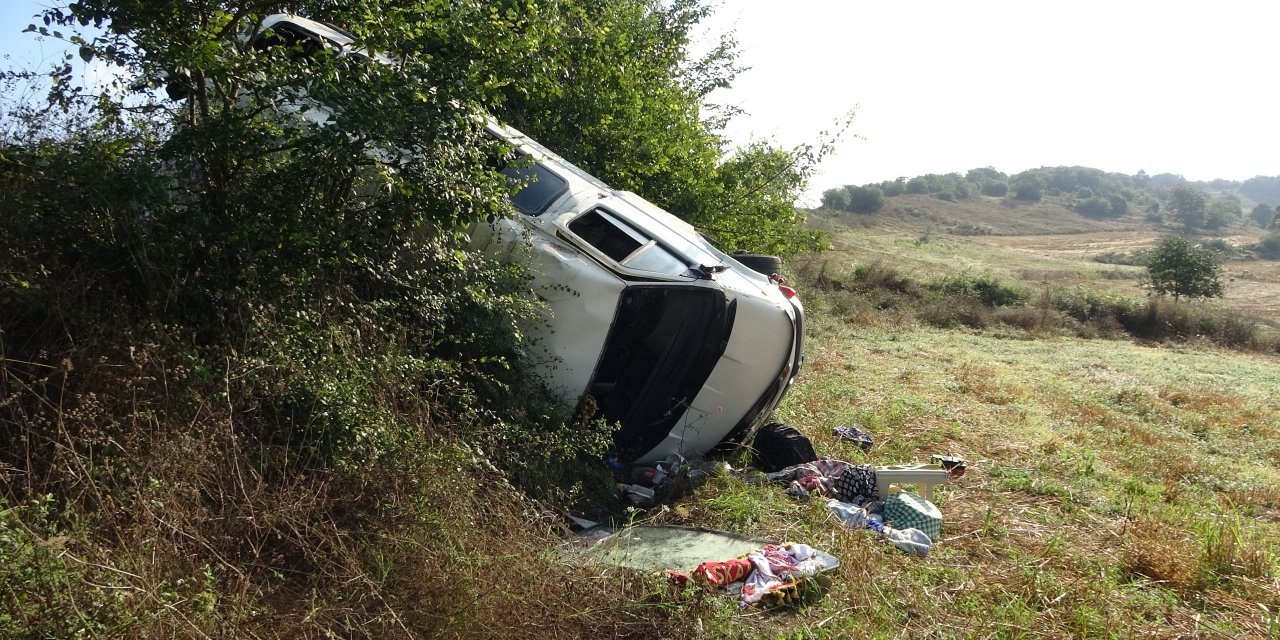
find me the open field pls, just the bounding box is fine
[807,205,1280,323]
[601,203,1280,637]
[643,314,1280,638]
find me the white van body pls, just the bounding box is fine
[472,121,804,462]
[249,15,806,462]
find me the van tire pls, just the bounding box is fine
[732,252,783,277]
[752,422,817,472]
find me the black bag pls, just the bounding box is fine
[752,422,817,472]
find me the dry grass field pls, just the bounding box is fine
[810,196,1280,324]
[626,200,1280,638]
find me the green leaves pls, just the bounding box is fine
[1145,235,1225,301]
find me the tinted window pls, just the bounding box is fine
[568,209,692,276]
[503,163,568,215]
[568,209,644,262]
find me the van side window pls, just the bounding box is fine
[253,23,325,60]
[568,209,689,276]
[503,163,568,215]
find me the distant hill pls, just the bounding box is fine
[814,166,1279,237]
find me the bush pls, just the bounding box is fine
[1249,203,1275,228]
[931,273,1028,307]
[1075,196,1113,218]
[1109,194,1129,217]
[1123,298,1259,348]
[821,187,850,210]
[1254,231,1280,259]
[980,181,1009,197]
[917,297,992,329]
[1012,174,1044,202]
[846,185,886,213]
[850,261,923,295]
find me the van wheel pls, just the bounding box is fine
[752,422,817,472]
[731,251,783,277]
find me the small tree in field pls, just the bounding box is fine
[1145,235,1224,301]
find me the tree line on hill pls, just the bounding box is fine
[821,166,1280,237]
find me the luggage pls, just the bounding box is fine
[752,422,817,472]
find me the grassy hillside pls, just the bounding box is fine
[808,193,1280,326]
[616,209,1280,635]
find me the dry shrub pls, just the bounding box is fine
[1117,419,1161,446]
[1070,402,1112,428]
[1122,517,1197,590]
[1125,298,1261,349]
[1160,389,1241,413]
[992,305,1057,332]
[917,297,992,329]
[953,367,1017,406]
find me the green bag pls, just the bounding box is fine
[884,491,942,541]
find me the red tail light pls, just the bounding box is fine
[778,284,797,299]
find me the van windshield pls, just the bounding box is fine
[589,287,734,458]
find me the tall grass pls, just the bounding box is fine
[794,259,1280,352]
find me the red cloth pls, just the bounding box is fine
[692,558,753,587]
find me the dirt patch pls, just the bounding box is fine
[973,231,1162,258]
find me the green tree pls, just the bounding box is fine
[1204,197,1241,230]
[5,1,824,634]
[880,177,906,196]
[697,141,828,255]
[846,185,885,213]
[1011,172,1044,202]
[1145,235,1225,300]
[1166,184,1207,231]
[1249,203,1275,228]
[822,187,850,210]
[486,0,834,256]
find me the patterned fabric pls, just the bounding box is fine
[767,458,853,497]
[665,544,827,607]
[740,544,822,606]
[883,491,942,540]
[832,464,877,502]
[692,558,752,587]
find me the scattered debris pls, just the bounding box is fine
[569,524,838,608]
[931,454,967,477]
[575,424,963,614]
[832,425,874,450]
[827,499,933,557]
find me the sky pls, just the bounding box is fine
[3,1,1278,205]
